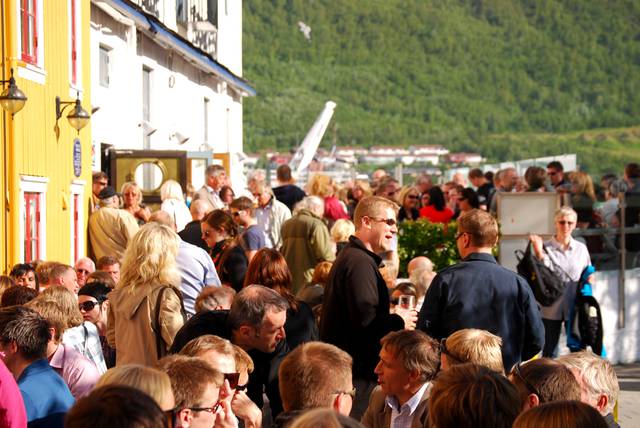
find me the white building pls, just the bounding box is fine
[90,0,254,190]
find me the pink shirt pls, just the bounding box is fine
[0,358,27,427]
[49,343,100,399]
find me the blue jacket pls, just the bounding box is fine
[18,359,74,428]
[417,253,545,370]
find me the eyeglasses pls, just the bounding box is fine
[368,217,397,226]
[78,300,100,312]
[76,268,91,275]
[96,181,108,186]
[407,195,419,200]
[232,211,240,217]
[510,362,542,399]
[547,171,557,176]
[558,220,575,226]
[224,372,240,389]
[189,402,222,414]
[439,337,464,363]
[334,387,356,399]
[455,231,467,240]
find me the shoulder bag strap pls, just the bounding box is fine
[155,286,169,360]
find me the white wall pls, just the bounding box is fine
[216,0,242,76]
[90,3,244,173]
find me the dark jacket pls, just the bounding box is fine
[178,220,209,252]
[361,385,430,428]
[169,310,288,416]
[285,301,319,351]
[320,236,404,380]
[417,252,545,371]
[273,184,306,212]
[210,240,248,292]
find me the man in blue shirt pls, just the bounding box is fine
[0,306,74,427]
[417,209,545,371]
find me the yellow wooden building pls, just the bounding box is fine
[1,0,92,272]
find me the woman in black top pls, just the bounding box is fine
[201,210,248,292]
[397,186,420,222]
[243,248,318,350]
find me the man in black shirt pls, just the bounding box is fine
[272,165,306,212]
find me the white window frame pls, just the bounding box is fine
[68,0,83,94]
[19,175,48,262]
[15,0,46,85]
[69,180,86,263]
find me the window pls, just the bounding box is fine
[99,45,110,87]
[207,0,217,26]
[176,0,187,23]
[69,0,81,86]
[23,192,41,262]
[20,176,48,263]
[20,0,38,64]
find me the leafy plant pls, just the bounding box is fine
[397,219,459,276]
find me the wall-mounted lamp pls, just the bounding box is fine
[56,92,90,133]
[0,69,27,115]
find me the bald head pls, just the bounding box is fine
[190,199,213,221]
[407,256,434,276]
[149,210,176,232]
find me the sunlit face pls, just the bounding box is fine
[555,215,577,239]
[122,187,140,208]
[352,186,364,201]
[201,222,224,248]
[547,168,563,186]
[404,191,419,209]
[374,346,412,398]
[75,260,94,287]
[15,271,36,289]
[366,207,398,254]
[102,263,120,284]
[61,268,79,294]
[251,309,286,353]
[221,189,235,205]
[93,178,108,197]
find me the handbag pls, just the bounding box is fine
[515,243,567,306]
[154,285,187,360]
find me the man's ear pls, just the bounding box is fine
[101,300,110,312]
[47,327,56,342]
[527,393,540,408]
[237,325,253,340]
[596,394,608,414]
[177,408,192,427]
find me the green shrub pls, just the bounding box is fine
[398,219,459,276]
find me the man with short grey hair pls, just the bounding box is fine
[193,164,226,209]
[74,257,95,288]
[169,284,290,416]
[88,186,139,261]
[281,196,335,293]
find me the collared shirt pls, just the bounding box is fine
[540,236,591,320]
[386,383,430,428]
[63,321,107,374]
[177,238,221,316]
[18,359,74,428]
[255,198,275,248]
[49,343,100,399]
[204,185,225,209]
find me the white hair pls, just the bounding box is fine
[294,196,324,217]
[160,180,185,202]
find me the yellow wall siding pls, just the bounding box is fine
[2,0,92,269]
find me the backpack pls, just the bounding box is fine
[570,273,604,355]
[515,243,567,306]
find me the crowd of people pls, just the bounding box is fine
[0,161,637,427]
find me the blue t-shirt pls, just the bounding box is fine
[242,224,266,251]
[18,359,74,428]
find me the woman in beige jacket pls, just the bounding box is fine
[107,222,185,367]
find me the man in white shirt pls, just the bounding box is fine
[193,164,227,210]
[252,182,291,249]
[362,330,439,428]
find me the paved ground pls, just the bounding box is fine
[615,363,640,426]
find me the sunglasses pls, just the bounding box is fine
[78,300,100,312]
[369,217,397,226]
[558,220,575,225]
[224,372,240,389]
[407,195,419,200]
[510,362,542,399]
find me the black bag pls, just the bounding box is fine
[154,286,187,360]
[515,243,566,306]
[570,276,604,355]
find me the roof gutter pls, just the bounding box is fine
[99,0,256,97]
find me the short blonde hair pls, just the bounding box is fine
[330,219,355,243]
[39,286,83,328]
[556,351,619,415]
[555,206,578,222]
[444,329,504,374]
[97,364,172,409]
[307,174,334,198]
[179,334,235,359]
[26,299,67,342]
[120,181,143,206]
[233,344,255,374]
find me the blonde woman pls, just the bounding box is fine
[121,181,151,226]
[330,218,355,255]
[397,186,420,222]
[569,171,596,226]
[308,174,348,224]
[107,223,185,366]
[97,364,175,411]
[160,179,192,232]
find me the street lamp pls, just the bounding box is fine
[0,69,27,115]
[56,92,90,132]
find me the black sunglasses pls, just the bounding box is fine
[224,372,240,390]
[510,362,542,399]
[78,300,101,312]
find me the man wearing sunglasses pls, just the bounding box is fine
[417,209,544,372]
[321,196,417,420]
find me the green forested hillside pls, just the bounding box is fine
[242,0,640,174]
